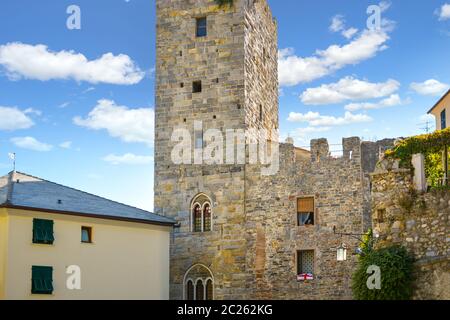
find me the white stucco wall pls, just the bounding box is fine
[3,208,171,300]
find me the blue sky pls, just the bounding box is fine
[0,0,449,211]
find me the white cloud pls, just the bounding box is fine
[59,141,72,149]
[0,42,144,85]
[330,15,346,33]
[23,108,42,116]
[342,28,359,39]
[103,153,153,165]
[0,106,34,130]
[291,126,332,143]
[410,79,449,96]
[329,15,359,39]
[288,111,373,126]
[300,77,400,105]
[344,94,409,111]
[11,137,53,152]
[437,3,450,21]
[73,99,154,146]
[279,29,390,86]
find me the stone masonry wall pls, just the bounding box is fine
[371,169,450,300]
[243,137,368,300]
[154,0,279,300]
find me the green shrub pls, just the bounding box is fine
[352,246,414,300]
[215,0,233,7]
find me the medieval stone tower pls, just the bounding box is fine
[154,0,388,301]
[154,0,278,300]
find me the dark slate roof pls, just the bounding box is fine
[0,171,175,226]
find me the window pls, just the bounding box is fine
[259,105,263,122]
[206,279,213,300]
[33,219,55,245]
[297,250,314,276]
[196,17,207,37]
[193,204,202,232]
[31,266,54,295]
[184,264,214,301]
[81,226,93,243]
[203,204,212,232]
[195,130,203,149]
[186,280,194,300]
[441,109,447,129]
[191,194,212,233]
[196,280,204,300]
[193,81,202,93]
[297,198,315,226]
[376,209,385,223]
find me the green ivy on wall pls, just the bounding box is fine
[352,246,414,300]
[385,128,450,167]
[215,0,234,7]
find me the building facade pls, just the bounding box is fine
[154,0,392,300]
[0,171,174,300]
[428,89,450,131]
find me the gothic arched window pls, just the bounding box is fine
[186,280,194,300]
[191,194,212,233]
[184,264,214,301]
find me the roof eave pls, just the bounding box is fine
[428,89,450,114]
[0,203,176,227]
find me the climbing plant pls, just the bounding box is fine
[385,127,450,167]
[352,246,414,300]
[215,0,233,7]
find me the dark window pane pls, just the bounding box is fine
[196,280,204,300]
[196,18,207,37]
[194,205,202,232]
[193,81,202,93]
[187,281,194,300]
[441,109,446,129]
[206,280,213,300]
[203,204,211,232]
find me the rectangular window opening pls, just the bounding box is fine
[81,226,93,243]
[196,17,207,37]
[297,250,315,278]
[193,81,202,93]
[31,266,54,295]
[33,219,55,245]
[441,109,446,129]
[297,198,315,226]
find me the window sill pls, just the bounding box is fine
[31,243,55,247]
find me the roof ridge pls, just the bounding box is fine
[13,171,168,220]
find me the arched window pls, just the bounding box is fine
[186,280,194,300]
[184,264,214,301]
[203,204,211,232]
[193,204,202,232]
[196,280,204,300]
[206,279,213,300]
[191,194,212,233]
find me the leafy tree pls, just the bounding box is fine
[352,246,414,300]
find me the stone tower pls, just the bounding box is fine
[154,0,278,300]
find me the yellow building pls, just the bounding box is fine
[428,89,450,131]
[0,171,175,300]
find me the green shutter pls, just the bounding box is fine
[33,219,54,244]
[31,266,53,295]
